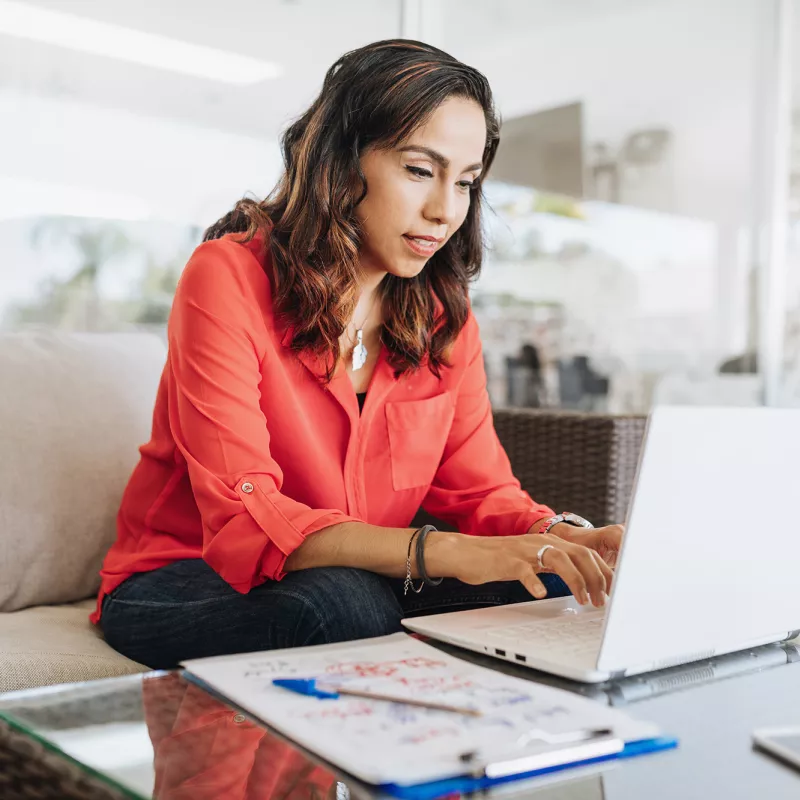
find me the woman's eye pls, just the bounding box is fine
[405,165,477,191]
[405,165,433,179]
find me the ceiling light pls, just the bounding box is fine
[0,1,283,85]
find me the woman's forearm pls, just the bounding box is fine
[283,521,463,579]
[284,518,614,606]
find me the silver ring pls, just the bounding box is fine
[536,544,555,570]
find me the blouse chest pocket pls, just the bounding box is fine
[385,393,456,492]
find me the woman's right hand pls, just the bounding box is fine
[432,532,614,608]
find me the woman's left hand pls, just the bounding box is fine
[551,523,624,568]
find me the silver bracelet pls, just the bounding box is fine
[404,528,425,596]
[537,512,594,537]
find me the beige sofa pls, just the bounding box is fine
[0,332,166,692]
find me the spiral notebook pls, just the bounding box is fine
[182,633,675,797]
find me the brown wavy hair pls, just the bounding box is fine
[203,39,500,381]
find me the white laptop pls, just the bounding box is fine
[403,406,800,683]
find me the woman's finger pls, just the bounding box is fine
[568,546,608,607]
[541,547,589,605]
[517,564,548,600]
[590,549,614,594]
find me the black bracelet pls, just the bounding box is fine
[404,528,425,596]
[415,524,443,587]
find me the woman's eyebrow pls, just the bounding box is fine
[398,145,483,173]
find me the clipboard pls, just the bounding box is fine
[182,633,677,796]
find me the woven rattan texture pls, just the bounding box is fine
[492,409,647,528]
[0,717,130,800]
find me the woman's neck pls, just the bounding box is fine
[357,265,386,300]
[352,269,386,326]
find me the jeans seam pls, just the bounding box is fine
[105,594,251,609]
[105,584,335,615]
[275,588,329,643]
[300,622,325,646]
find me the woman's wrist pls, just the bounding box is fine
[421,529,464,579]
[528,518,576,541]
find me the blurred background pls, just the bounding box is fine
[2,0,800,414]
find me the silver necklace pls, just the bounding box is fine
[350,293,379,371]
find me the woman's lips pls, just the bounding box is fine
[402,235,438,257]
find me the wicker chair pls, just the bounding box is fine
[0,408,647,800]
[492,408,647,528]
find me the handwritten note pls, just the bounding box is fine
[183,633,658,786]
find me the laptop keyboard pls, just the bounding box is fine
[486,615,605,658]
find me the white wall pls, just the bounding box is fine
[466,0,765,224]
[0,90,283,226]
[454,0,769,357]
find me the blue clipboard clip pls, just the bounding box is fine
[380,736,678,800]
[460,729,624,779]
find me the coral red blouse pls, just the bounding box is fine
[91,232,552,622]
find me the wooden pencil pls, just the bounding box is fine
[329,685,482,717]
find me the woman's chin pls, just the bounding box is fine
[385,255,430,280]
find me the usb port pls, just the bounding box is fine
[495,649,506,657]
[515,654,527,663]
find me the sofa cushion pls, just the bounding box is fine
[0,599,148,693]
[0,332,166,611]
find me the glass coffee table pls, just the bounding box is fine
[1,641,800,800]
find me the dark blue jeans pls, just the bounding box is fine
[100,560,570,669]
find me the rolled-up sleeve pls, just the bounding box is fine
[421,314,553,536]
[167,240,358,591]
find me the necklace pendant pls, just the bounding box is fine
[352,328,368,371]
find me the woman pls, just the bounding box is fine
[95,39,622,669]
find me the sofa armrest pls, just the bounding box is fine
[492,408,647,528]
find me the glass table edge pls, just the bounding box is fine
[0,670,171,800]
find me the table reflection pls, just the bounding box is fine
[143,673,341,800]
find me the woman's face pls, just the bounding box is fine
[355,96,487,282]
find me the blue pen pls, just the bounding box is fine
[272,678,482,716]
